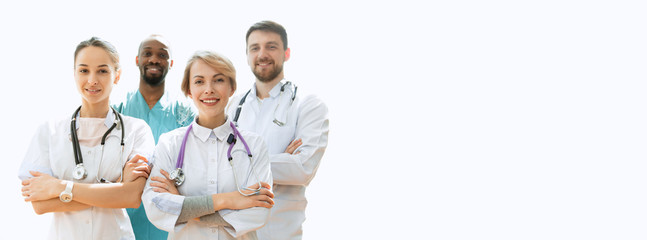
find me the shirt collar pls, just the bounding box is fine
[250,78,287,100]
[73,108,117,130]
[136,89,171,109]
[190,116,233,143]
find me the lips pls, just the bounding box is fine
[146,65,162,74]
[85,88,102,94]
[256,61,273,68]
[201,98,219,105]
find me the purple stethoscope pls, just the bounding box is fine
[169,122,262,196]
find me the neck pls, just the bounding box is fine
[255,75,283,99]
[80,102,110,118]
[196,114,226,129]
[139,81,165,109]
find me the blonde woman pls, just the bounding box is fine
[19,37,154,240]
[142,50,274,239]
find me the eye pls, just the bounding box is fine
[159,53,168,58]
[99,69,110,74]
[194,79,203,84]
[78,69,88,73]
[249,46,259,52]
[143,52,152,57]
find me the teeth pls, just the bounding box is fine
[87,89,100,92]
[203,99,218,103]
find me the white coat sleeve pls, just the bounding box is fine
[142,133,187,233]
[127,119,155,162]
[270,95,329,186]
[18,122,54,181]
[222,134,273,237]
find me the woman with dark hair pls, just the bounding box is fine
[19,37,155,240]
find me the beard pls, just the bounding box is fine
[140,65,167,87]
[142,73,165,86]
[252,63,283,83]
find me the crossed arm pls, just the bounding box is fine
[21,155,151,215]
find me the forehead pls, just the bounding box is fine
[190,60,221,75]
[247,30,284,46]
[75,46,115,67]
[139,38,170,53]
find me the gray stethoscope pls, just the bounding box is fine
[233,81,297,127]
[169,121,262,196]
[70,106,125,183]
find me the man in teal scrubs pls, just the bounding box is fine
[113,34,194,239]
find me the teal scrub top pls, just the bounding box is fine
[113,90,195,239]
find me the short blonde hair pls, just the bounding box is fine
[181,51,236,96]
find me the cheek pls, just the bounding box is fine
[189,85,201,101]
[74,75,85,88]
[247,55,256,65]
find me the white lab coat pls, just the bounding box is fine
[227,80,329,240]
[142,119,272,240]
[18,111,155,240]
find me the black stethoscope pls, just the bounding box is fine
[70,106,125,183]
[233,81,297,127]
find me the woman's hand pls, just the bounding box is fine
[150,169,179,195]
[213,182,275,210]
[284,139,302,154]
[122,155,151,183]
[21,171,65,202]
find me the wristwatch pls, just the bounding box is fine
[59,180,74,203]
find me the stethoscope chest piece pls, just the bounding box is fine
[73,163,88,180]
[170,168,185,186]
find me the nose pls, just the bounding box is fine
[203,81,215,94]
[257,47,269,60]
[148,54,161,64]
[87,72,99,85]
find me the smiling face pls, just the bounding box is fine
[137,37,172,86]
[246,30,290,83]
[188,59,234,127]
[74,46,120,108]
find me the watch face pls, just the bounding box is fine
[73,165,87,180]
[60,193,72,203]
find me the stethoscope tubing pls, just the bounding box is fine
[70,106,125,181]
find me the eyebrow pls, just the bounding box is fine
[77,64,110,68]
[142,47,169,52]
[193,73,224,79]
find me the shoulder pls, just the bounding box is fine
[43,114,72,135]
[158,126,190,145]
[169,94,196,126]
[238,129,267,150]
[111,89,140,111]
[227,90,251,111]
[297,93,328,116]
[29,114,73,140]
[121,115,149,130]
[230,90,251,102]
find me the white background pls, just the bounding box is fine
[1,0,646,239]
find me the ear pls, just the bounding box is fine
[170,59,174,68]
[136,56,139,65]
[284,48,291,62]
[114,69,122,84]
